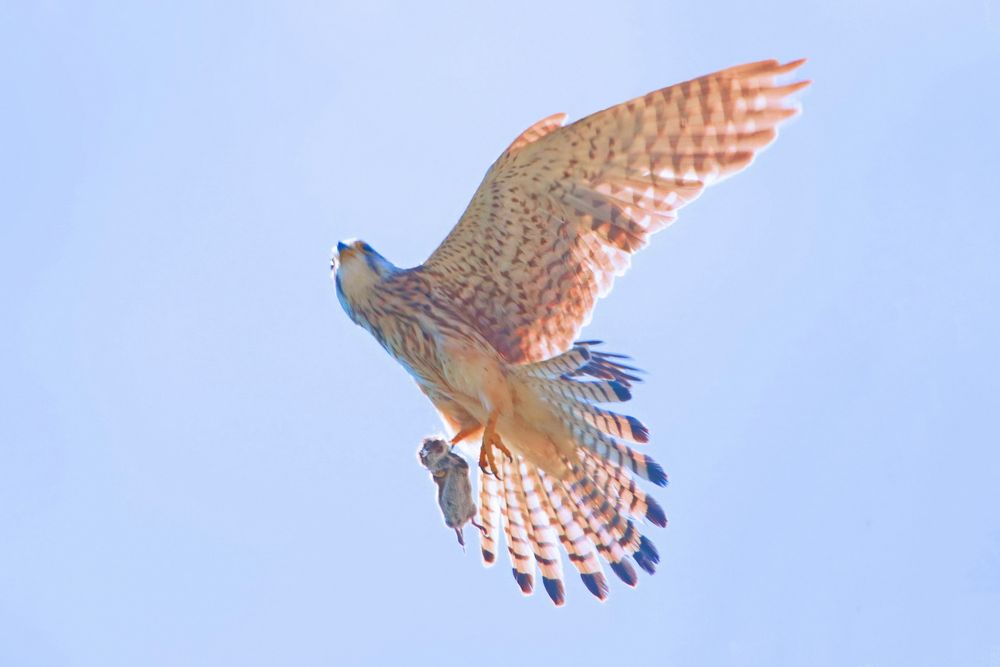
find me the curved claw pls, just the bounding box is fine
[478,412,511,479]
[478,445,502,478]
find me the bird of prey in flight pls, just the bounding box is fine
[332,59,809,604]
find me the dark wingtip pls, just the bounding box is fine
[627,416,650,443]
[580,572,609,600]
[610,560,638,587]
[647,458,669,487]
[646,496,668,527]
[633,536,660,575]
[542,577,566,606]
[610,381,631,402]
[512,569,534,594]
[482,549,495,564]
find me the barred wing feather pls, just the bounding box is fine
[421,59,808,364]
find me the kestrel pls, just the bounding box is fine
[332,59,809,604]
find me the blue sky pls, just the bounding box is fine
[2,1,999,665]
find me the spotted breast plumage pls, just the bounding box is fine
[331,59,809,604]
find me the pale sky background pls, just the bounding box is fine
[2,1,999,665]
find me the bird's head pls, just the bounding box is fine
[331,239,397,321]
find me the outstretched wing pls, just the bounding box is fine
[420,59,809,364]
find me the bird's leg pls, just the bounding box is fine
[471,518,488,537]
[478,411,512,479]
[450,424,484,446]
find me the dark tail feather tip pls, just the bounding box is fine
[646,497,668,527]
[512,569,534,594]
[633,536,660,575]
[647,458,669,487]
[482,549,495,564]
[580,572,609,600]
[610,560,638,587]
[627,416,650,443]
[610,380,631,402]
[639,535,660,563]
[633,551,656,575]
[542,577,566,606]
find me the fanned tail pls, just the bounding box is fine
[477,342,668,604]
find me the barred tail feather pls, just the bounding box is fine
[524,375,632,404]
[477,471,501,565]
[533,469,609,601]
[571,466,642,552]
[581,451,668,527]
[560,470,638,587]
[514,341,643,388]
[569,343,644,387]
[566,465,657,578]
[547,475,620,597]
[569,423,667,486]
[513,464,565,605]
[500,459,536,595]
[519,346,592,378]
[553,401,649,443]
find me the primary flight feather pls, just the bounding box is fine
[332,59,809,604]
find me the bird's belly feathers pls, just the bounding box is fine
[435,330,577,473]
[367,305,574,473]
[365,310,447,386]
[367,307,500,411]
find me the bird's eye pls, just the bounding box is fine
[360,242,373,253]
